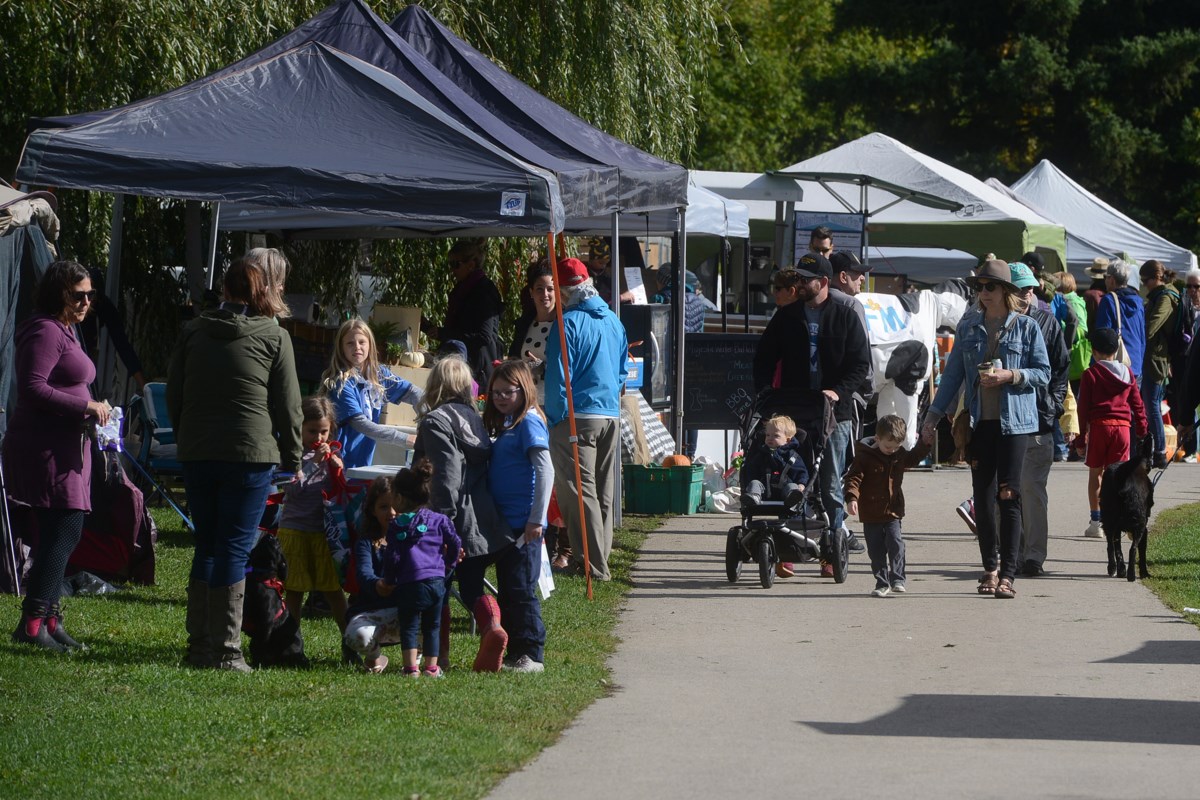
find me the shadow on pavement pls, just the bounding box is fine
[801,694,1200,745]
[1094,639,1200,664]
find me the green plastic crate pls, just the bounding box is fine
[623,464,704,514]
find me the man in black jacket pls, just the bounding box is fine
[753,254,871,565]
[1012,263,1069,576]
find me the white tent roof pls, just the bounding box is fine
[690,170,806,222]
[779,133,1057,226]
[984,176,1124,280]
[1009,160,1198,273]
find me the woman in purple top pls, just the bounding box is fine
[4,261,112,652]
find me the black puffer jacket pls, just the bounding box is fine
[1027,306,1070,435]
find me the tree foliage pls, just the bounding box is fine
[693,0,1200,253]
[0,0,725,377]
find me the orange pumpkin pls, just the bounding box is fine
[662,454,692,467]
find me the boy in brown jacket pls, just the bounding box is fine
[845,415,932,597]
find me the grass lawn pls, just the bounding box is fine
[1145,502,1200,625]
[0,508,662,800]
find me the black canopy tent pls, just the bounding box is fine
[18,43,564,234]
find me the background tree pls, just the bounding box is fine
[0,0,726,376]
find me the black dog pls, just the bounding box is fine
[242,533,310,668]
[1099,434,1154,582]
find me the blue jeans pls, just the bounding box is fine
[1051,420,1068,460]
[457,535,546,663]
[183,461,275,588]
[818,419,854,533]
[1141,380,1166,454]
[396,578,446,655]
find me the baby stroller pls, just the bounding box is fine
[724,388,847,588]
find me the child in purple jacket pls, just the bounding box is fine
[379,459,462,677]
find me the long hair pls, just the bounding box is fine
[321,319,382,395]
[359,477,393,546]
[482,360,541,437]
[34,260,90,317]
[1140,259,1176,286]
[244,247,291,318]
[974,286,1022,314]
[418,356,475,417]
[223,258,285,317]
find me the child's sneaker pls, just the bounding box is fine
[421,665,444,678]
[402,665,421,678]
[775,562,795,578]
[502,655,545,673]
[870,585,890,597]
[820,561,834,578]
[956,498,977,536]
[1084,519,1103,538]
[891,582,906,594]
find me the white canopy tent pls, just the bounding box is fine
[775,133,1067,267]
[1009,160,1198,273]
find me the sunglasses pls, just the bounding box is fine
[1188,285,1200,291]
[70,290,97,304]
[491,387,523,399]
[975,281,1002,293]
[771,284,795,293]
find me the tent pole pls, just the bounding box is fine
[97,194,125,399]
[673,210,687,448]
[719,236,728,333]
[610,211,622,531]
[206,202,221,291]
[743,235,750,333]
[548,233,593,600]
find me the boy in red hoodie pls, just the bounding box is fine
[1075,327,1148,537]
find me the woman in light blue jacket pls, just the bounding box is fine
[921,259,1051,600]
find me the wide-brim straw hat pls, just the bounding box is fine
[1088,257,1111,279]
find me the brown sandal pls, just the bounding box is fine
[977,570,999,595]
[995,577,1016,599]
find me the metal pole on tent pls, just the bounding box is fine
[719,236,728,333]
[860,183,871,290]
[96,194,125,400]
[610,212,622,530]
[743,236,751,333]
[672,210,688,447]
[547,233,594,600]
[206,202,221,291]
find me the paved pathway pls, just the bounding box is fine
[489,462,1200,800]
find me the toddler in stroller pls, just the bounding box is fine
[740,414,809,514]
[725,389,847,589]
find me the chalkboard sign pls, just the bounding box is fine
[683,333,759,429]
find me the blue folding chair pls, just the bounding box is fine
[125,382,193,531]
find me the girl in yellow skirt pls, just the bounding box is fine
[278,396,349,645]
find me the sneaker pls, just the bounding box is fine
[820,561,834,578]
[402,666,421,678]
[871,585,890,597]
[421,665,444,678]
[502,655,545,674]
[891,582,906,593]
[844,528,866,553]
[1184,454,1199,464]
[1020,560,1045,577]
[956,499,978,536]
[1084,519,1103,538]
[775,562,795,578]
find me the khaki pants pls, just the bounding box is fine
[550,417,618,581]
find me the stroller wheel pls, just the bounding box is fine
[757,538,774,589]
[725,529,743,583]
[829,527,849,584]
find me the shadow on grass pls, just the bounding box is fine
[801,694,1200,745]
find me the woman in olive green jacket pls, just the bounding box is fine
[1139,259,1180,468]
[167,257,302,671]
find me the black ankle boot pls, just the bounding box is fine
[46,603,86,651]
[11,601,66,653]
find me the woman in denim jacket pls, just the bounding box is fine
[921,259,1051,600]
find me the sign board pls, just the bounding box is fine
[682,332,759,430]
[794,211,864,264]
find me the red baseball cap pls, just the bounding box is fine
[556,257,590,287]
